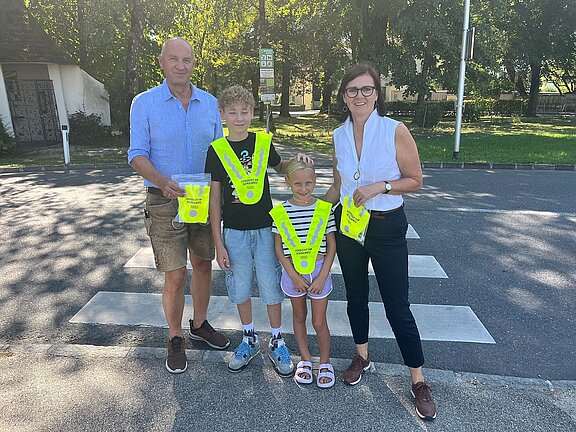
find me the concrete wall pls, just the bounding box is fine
[0,64,15,136]
[58,65,110,125]
[1,63,50,80]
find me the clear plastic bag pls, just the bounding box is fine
[339,196,370,246]
[171,174,211,224]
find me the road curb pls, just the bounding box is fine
[419,162,575,171]
[3,342,575,390]
[1,162,575,174]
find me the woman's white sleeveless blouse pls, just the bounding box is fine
[334,110,404,211]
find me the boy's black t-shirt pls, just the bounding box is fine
[205,132,281,230]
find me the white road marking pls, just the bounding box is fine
[70,292,494,344]
[124,247,446,278]
[436,207,576,217]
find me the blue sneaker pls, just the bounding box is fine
[228,334,260,373]
[268,335,294,377]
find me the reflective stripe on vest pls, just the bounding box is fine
[177,184,210,223]
[340,196,370,243]
[270,200,332,274]
[212,132,272,205]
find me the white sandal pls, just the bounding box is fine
[294,360,313,384]
[317,363,335,389]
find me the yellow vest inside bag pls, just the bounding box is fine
[340,196,370,243]
[177,184,210,223]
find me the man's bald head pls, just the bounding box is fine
[160,37,195,60]
[158,37,195,89]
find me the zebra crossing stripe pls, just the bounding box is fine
[70,292,494,344]
[123,247,447,278]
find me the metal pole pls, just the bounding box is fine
[61,125,70,165]
[266,103,270,133]
[454,0,471,159]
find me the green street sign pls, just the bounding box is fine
[259,48,275,103]
[259,48,274,69]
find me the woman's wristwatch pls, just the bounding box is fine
[383,181,392,194]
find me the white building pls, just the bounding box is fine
[0,0,110,149]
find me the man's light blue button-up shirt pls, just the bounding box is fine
[128,80,223,187]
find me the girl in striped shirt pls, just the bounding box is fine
[271,160,336,388]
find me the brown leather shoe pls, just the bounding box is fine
[411,381,437,420]
[189,319,230,349]
[342,353,371,385]
[166,336,187,374]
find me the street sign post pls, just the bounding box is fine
[259,48,275,132]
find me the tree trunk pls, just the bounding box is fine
[321,63,336,113]
[505,61,528,97]
[526,61,542,117]
[350,28,359,63]
[123,0,142,135]
[77,0,88,70]
[279,57,291,118]
[416,53,431,107]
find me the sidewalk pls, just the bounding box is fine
[1,343,574,432]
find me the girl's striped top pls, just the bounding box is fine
[271,200,336,257]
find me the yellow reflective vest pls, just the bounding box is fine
[177,184,210,223]
[340,196,370,243]
[212,132,272,205]
[270,200,332,274]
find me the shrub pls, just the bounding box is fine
[493,99,527,116]
[462,98,528,117]
[68,111,111,147]
[0,115,16,156]
[463,102,481,123]
[386,100,416,117]
[413,103,444,128]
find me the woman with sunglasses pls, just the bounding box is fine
[324,64,436,420]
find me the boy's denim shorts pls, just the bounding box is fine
[222,227,284,305]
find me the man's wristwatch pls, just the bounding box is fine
[383,181,392,194]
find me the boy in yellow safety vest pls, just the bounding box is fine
[204,85,313,376]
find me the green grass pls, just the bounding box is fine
[263,115,576,164]
[412,117,576,163]
[1,115,575,168]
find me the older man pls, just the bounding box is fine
[129,37,229,374]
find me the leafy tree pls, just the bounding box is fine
[386,0,462,105]
[499,0,576,115]
[309,1,350,112]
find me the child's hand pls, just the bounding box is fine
[308,275,327,295]
[290,274,310,293]
[295,153,314,165]
[216,245,231,270]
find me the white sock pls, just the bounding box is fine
[270,326,284,346]
[242,323,254,343]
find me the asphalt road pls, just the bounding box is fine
[0,167,575,381]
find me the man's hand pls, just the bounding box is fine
[158,178,186,199]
